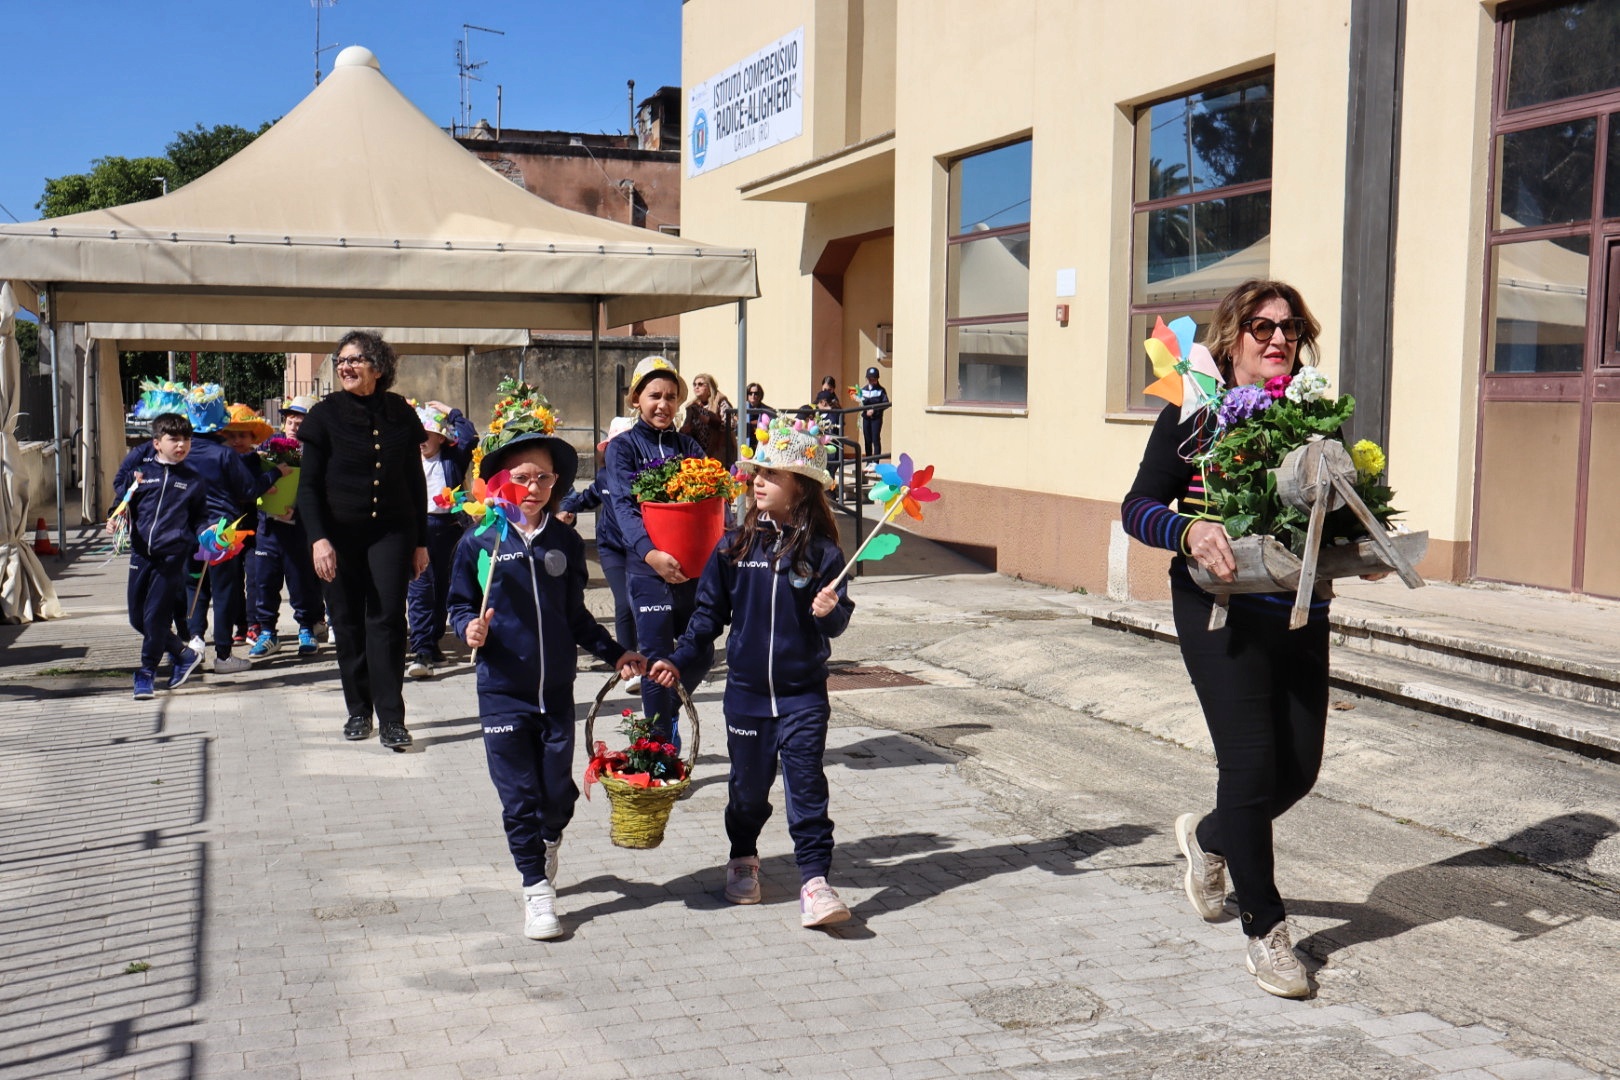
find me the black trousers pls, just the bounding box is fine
[862,413,883,460]
[324,527,415,725]
[1172,586,1329,939]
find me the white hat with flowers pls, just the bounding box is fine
[409,399,456,440]
[628,355,688,405]
[736,414,835,489]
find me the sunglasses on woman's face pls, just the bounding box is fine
[1241,317,1309,344]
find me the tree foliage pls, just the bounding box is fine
[35,120,273,218]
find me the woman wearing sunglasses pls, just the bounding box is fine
[1120,279,1325,999]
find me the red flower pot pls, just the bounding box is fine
[643,498,726,576]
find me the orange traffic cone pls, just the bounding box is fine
[33,517,58,556]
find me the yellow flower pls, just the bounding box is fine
[489,417,506,433]
[1351,439,1386,480]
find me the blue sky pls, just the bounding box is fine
[0,0,682,225]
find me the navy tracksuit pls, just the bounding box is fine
[858,382,889,461]
[560,472,635,651]
[667,523,854,882]
[253,515,319,632]
[448,514,626,888]
[603,419,714,737]
[178,435,260,656]
[115,451,208,675]
[408,410,478,657]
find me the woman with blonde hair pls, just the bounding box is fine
[680,372,738,467]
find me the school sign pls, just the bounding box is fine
[687,27,804,178]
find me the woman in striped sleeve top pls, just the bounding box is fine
[1121,278,1326,1000]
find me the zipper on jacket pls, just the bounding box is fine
[147,464,168,551]
[520,514,551,704]
[767,538,780,717]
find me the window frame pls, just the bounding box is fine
[1124,68,1275,413]
[943,138,1032,408]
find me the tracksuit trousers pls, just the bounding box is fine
[1171,586,1329,939]
[724,702,835,884]
[598,544,636,652]
[481,708,577,887]
[626,571,711,743]
[407,514,465,656]
[324,527,414,725]
[252,517,319,632]
[129,552,191,674]
[187,554,245,658]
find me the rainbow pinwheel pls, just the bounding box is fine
[830,452,942,589]
[194,515,253,566]
[1142,315,1225,422]
[472,470,527,542]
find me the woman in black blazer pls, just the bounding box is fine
[296,331,428,751]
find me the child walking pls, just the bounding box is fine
[407,400,478,678]
[650,415,855,929]
[449,392,645,941]
[112,412,209,700]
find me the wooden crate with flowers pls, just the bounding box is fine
[1144,316,1426,629]
[582,677,701,848]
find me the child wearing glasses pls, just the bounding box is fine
[449,392,645,941]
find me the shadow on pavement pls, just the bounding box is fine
[1293,812,1620,963]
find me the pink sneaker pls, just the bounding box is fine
[799,876,850,928]
[724,856,761,904]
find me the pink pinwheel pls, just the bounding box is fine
[871,454,941,521]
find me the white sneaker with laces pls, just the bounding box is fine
[522,881,562,940]
[1246,922,1310,998]
[724,856,761,904]
[799,876,850,927]
[1175,813,1227,920]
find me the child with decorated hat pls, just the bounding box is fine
[558,414,640,657]
[221,404,286,653]
[448,384,646,941]
[250,395,323,658]
[650,414,856,929]
[406,399,479,678]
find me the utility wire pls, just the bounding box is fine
[0,199,22,223]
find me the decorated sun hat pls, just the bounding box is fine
[185,383,230,433]
[476,376,578,490]
[628,355,688,405]
[282,394,317,415]
[736,414,835,489]
[596,414,636,452]
[131,379,189,420]
[224,403,274,444]
[410,399,456,441]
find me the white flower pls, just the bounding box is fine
[1285,365,1330,403]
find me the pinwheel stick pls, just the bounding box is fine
[469,549,497,665]
[828,487,909,592]
[187,562,211,619]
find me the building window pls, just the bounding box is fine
[945,139,1031,405]
[1127,72,1273,410]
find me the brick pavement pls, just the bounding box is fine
[0,531,1605,1078]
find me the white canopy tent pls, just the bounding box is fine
[0,283,63,622]
[0,46,758,600]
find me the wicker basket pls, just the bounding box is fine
[583,675,702,849]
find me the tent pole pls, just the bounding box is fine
[591,300,602,446]
[735,298,748,451]
[43,288,65,558]
[463,346,473,417]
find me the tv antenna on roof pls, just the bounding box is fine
[457,23,505,134]
[312,0,339,88]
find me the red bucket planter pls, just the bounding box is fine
[642,498,726,576]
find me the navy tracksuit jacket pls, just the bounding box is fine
[408,409,479,655]
[447,514,626,886]
[561,471,635,650]
[858,382,889,460]
[176,435,260,650]
[114,451,208,673]
[603,419,714,734]
[668,523,854,881]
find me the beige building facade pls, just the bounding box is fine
[680,0,1620,599]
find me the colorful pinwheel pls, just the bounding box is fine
[1142,315,1225,422]
[829,452,942,589]
[194,515,253,566]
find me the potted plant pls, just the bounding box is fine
[257,436,303,518]
[631,454,743,576]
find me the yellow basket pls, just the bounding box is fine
[584,675,701,849]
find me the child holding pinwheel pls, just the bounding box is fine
[112,412,210,701]
[649,415,856,930]
[447,390,646,942]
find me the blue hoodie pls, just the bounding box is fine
[113,444,208,559]
[558,472,625,552]
[668,522,853,717]
[602,419,704,569]
[185,433,260,522]
[447,514,625,717]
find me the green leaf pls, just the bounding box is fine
[477,548,493,591]
[856,534,903,561]
[1223,513,1256,538]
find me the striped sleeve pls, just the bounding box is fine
[1121,403,1208,554]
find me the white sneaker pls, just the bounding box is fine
[187,636,206,656]
[799,876,850,927]
[213,655,250,674]
[1246,922,1310,998]
[1175,813,1227,920]
[326,625,336,645]
[724,856,761,905]
[544,838,561,888]
[522,881,562,940]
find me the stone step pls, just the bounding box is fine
[1081,600,1620,760]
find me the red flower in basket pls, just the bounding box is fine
[583,708,687,799]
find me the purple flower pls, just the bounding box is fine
[1217,385,1273,427]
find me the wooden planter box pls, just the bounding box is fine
[1188,530,1429,595]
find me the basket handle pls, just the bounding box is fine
[583,673,702,776]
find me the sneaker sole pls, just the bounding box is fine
[1245,953,1311,999]
[406,665,432,679]
[1175,813,1226,921]
[801,906,851,928]
[524,922,563,941]
[724,887,761,905]
[133,692,154,701]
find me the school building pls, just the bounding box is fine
[677,0,1620,599]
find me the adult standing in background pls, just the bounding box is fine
[680,373,739,467]
[857,366,890,464]
[743,382,775,451]
[297,331,428,751]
